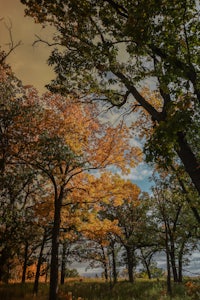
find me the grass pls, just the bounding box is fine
[0,278,200,300]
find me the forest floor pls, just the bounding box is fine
[0,278,200,300]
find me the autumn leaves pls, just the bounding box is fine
[0,55,142,297]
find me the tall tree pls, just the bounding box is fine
[21,0,200,195]
[18,92,139,300]
[0,53,139,298]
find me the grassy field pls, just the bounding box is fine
[0,278,200,300]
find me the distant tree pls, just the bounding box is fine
[91,173,154,283]
[151,175,199,284]
[65,268,79,278]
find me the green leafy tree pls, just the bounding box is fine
[65,268,79,278]
[151,174,199,284]
[21,0,200,195]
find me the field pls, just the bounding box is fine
[0,278,200,300]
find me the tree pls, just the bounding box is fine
[92,173,154,283]
[17,92,139,300]
[151,175,199,284]
[0,51,139,298]
[21,0,200,195]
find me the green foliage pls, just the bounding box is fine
[0,280,198,300]
[20,0,200,195]
[65,268,79,278]
[138,262,164,279]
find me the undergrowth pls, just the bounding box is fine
[0,278,199,300]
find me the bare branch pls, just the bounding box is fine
[0,19,21,63]
[32,34,61,47]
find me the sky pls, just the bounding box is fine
[0,0,153,193]
[0,0,54,92]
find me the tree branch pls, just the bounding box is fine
[0,19,21,63]
[111,69,164,122]
[104,0,128,18]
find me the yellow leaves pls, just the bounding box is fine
[40,92,100,157]
[81,215,121,242]
[89,122,142,172]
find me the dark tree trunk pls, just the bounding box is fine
[49,191,63,300]
[33,229,47,295]
[126,247,135,283]
[22,241,29,283]
[143,258,152,279]
[0,249,11,283]
[60,242,67,285]
[168,236,178,283]
[111,242,117,284]
[178,254,183,283]
[177,240,187,283]
[165,224,172,297]
[101,246,108,282]
[170,249,178,282]
[140,249,153,280]
[176,132,200,196]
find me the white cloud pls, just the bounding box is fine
[120,163,153,181]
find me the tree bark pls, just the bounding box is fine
[60,242,67,285]
[21,241,29,283]
[178,252,183,283]
[101,246,108,282]
[143,258,152,279]
[176,132,200,196]
[126,247,135,283]
[178,239,189,283]
[170,249,178,282]
[33,229,47,295]
[49,191,63,300]
[165,226,172,297]
[110,242,117,284]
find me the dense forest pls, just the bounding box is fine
[0,1,200,300]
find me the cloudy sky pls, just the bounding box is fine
[0,0,55,92]
[0,0,153,192]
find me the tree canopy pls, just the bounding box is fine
[20,0,200,195]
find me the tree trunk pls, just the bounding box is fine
[101,246,108,282]
[176,132,200,196]
[126,247,135,283]
[0,249,10,283]
[22,241,29,283]
[168,236,178,282]
[49,191,63,300]
[178,253,183,283]
[177,241,187,283]
[165,224,172,297]
[140,249,152,279]
[33,229,47,295]
[60,242,67,285]
[111,242,117,284]
[170,250,178,282]
[143,258,152,279]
